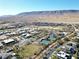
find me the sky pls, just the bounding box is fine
[0,0,79,16]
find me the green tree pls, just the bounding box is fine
[51,54,58,59]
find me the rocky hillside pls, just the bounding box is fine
[0,10,79,23]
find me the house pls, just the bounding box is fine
[47,32,56,41]
[26,33,32,37]
[65,41,76,50]
[40,40,50,46]
[0,42,3,48]
[0,32,4,35]
[0,35,8,40]
[18,30,26,34]
[7,25,16,29]
[57,32,67,38]
[0,52,16,59]
[21,33,27,36]
[62,32,67,36]
[30,31,38,34]
[76,32,79,37]
[21,33,32,39]
[0,53,11,59]
[6,48,13,53]
[5,32,17,36]
[57,51,70,59]
[10,32,17,35]
[2,39,17,45]
[11,56,17,59]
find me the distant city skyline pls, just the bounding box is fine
[0,0,79,16]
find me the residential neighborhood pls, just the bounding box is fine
[0,21,78,59]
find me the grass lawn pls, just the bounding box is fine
[14,44,43,59]
[35,26,64,30]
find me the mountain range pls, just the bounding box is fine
[0,10,79,23]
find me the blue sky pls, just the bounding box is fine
[0,0,79,16]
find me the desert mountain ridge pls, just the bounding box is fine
[0,10,79,23]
